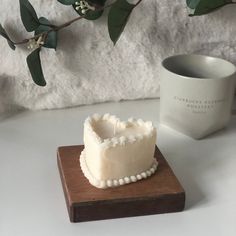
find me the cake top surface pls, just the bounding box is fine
[84,113,156,148]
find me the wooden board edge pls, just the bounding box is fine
[70,191,185,222]
[57,149,73,222]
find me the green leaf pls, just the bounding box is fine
[19,0,40,32]
[57,0,76,5]
[89,0,106,4]
[0,23,16,50]
[189,0,232,16]
[35,17,57,50]
[186,0,201,9]
[73,0,106,20]
[108,0,135,45]
[26,48,46,86]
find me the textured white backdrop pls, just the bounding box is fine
[0,0,236,113]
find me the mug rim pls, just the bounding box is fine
[162,54,236,80]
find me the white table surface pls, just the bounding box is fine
[0,99,235,236]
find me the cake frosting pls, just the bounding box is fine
[80,114,158,189]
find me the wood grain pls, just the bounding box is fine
[57,145,185,222]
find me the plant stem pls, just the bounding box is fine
[135,0,143,7]
[14,35,41,45]
[40,23,57,28]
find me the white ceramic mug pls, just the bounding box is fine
[160,54,236,139]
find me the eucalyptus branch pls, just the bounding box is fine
[13,1,121,46]
[0,0,144,86]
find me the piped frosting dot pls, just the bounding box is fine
[124,177,131,184]
[109,115,118,122]
[111,137,118,142]
[153,163,158,170]
[107,180,113,187]
[103,113,110,119]
[130,176,137,182]
[104,139,112,145]
[137,119,144,125]
[137,174,142,180]
[128,117,135,122]
[121,121,129,128]
[92,113,101,121]
[145,121,153,127]
[113,180,119,187]
[128,135,136,143]
[96,137,102,144]
[110,137,119,146]
[119,179,125,185]
[150,168,155,174]
[85,125,93,132]
[145,121,153,126]
[85,117,92,125]
[100,141,111,149]
[141,172,147,178]
[119,136,127,145]
[146,170,151,176]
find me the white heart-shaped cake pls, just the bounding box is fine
[80,114,158,189]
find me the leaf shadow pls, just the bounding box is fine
[4,22,29,52]
[56,18,111,81]
[56,27,85,73]
[0,75,25,121]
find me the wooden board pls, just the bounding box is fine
[57,145,185,223]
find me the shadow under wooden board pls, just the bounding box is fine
[57,145,185,223]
